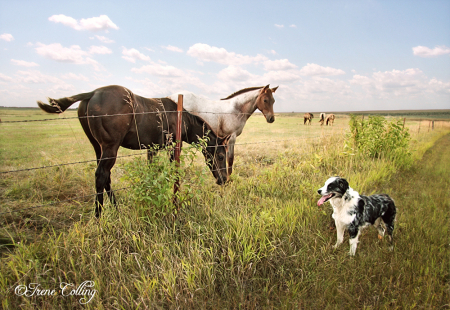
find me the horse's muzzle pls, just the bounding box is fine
[216,175,226,185]
[266,115,275,123]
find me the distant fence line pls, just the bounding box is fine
[1,112,448,176]
[1,112,449,216]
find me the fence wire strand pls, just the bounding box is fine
[4,111,444,217]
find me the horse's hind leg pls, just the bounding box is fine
[94,146,118,218]
[105,175,116,207]
[226,135,236,179]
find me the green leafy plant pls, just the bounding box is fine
[345,114,411,166]
[123,141,208,220]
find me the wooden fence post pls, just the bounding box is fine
[173,94,183,207]
[402,118,406,129]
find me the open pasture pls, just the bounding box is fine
[0,108,449,309]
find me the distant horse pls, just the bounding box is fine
[303,113,314,125]
[168,85,278,178]
[38,85,229,218]
[319,113,326,126]
[326,114,335,126]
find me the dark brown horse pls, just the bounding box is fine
[38,85,229,218]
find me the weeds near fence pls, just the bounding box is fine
[122,141,210,220]
[345,114,412,167]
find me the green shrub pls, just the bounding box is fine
[122,141,208,220]
[345,114,411,166]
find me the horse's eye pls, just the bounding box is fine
[218,154,225,161]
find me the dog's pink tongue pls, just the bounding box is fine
[317,194,333,206]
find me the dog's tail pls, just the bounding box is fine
[37,91,95,113]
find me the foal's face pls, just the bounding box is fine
[203,136,229,185]
[256,85,278,124]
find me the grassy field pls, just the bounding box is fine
[0,108,449,309]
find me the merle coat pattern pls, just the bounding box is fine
[317,177,396,256]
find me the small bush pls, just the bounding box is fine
[345,114,411,166]
[122,142,208,220]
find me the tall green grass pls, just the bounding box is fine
[0,111,449,309]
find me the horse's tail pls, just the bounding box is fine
[37,91,95,114]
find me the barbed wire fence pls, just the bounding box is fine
[1,110,448,218]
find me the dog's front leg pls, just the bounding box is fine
[348,229,361,256]
[334,221,345,249]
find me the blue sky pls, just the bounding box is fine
[0,0,449,111]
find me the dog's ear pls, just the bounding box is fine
[339,178,348,191]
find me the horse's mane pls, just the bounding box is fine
[220,86,264,100]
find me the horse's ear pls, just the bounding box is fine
[271,86,279,93]
[261,84,270,93]
[222,134,232,145]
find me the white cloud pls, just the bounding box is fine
[217,65,256,82]
[302,77,350,95]
[17,70,64,84]
[275,24,284,29]
[412,45,450,57]
[299,63,345,76]
[349,68,450,98]
[80,15,119,31]
[372,68,424,90]
[122,47,151,63]
[0,33,14,41]
[268,50,277,55]
[89,45,112,55]
[428,78,450,94]
[48,14,119,32]
[0,73,13,82]
[163,45,183,53]
[61,72,89,81]
[131,63,184,77]
[263,59,297,71]
[262,70,301,83]
[48,14,78,29]
[36,43,88,62]
[35,42,102,70]
[289,24,297,28]
[187,43,268,66]
[11,59,39,67]
[93,35,115,43]
[349,74,372,86]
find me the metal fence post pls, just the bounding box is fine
[173,94,183,207]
